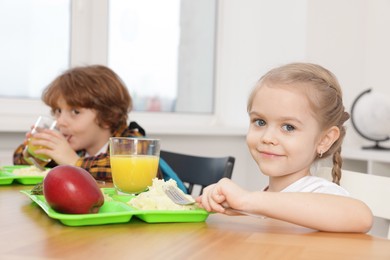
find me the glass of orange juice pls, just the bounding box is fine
[25,115,57,162]
[109,137,160,195]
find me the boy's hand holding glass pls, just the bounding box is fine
[23,116,57,165]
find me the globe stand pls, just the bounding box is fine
[362,141,390,150]
[351,88,390,151]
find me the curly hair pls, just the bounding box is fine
[42,65,132,133]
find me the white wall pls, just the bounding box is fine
[214,0,307,128]
[306,0,390,148]
[1,0,390,189]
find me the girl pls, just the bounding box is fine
[13,65,149,182]
[197,63,373,233]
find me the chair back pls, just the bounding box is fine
[160,150,235,195]
[316,167,390,239]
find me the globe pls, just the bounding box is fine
[350,89,390,150]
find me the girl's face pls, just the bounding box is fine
[54,97,111,156]
[246,84,323,191]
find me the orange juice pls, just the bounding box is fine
[110,155,159,194]
[27,137,51,162]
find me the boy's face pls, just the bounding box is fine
[246,84,323,191]
[54,97,111,156]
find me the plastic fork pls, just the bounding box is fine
[163,185,265,218]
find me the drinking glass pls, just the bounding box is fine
[109,137,160,195]
[25,115,57,162]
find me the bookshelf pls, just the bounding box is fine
[342,147,390,176]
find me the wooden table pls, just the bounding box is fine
[1,184,390,259]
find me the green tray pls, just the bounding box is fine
[21,188,209,226]
[0,165,46,185]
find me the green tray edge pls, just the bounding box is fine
[1,165,46,185]
[20,190,135,226]
[21,188,210,226]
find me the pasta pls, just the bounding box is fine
[128,178,199,210]
[12,166,49,176]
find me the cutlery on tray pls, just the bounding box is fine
[163,185,265,218]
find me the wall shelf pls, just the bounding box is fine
[342,147,390,176]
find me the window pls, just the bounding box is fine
[108,0,216,113]
[108,0,180,112]
[0,0,217,114]
[0,0,70,98]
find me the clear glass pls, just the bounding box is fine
[25,116,57,162]
[0,0,70,98]
[109,137,160,195]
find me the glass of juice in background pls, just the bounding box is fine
[25,115,57,162]
[109,137,160,195]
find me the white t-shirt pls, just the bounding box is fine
[281,175,349,196]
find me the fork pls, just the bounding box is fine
[163,185,265,218]
[163,185,196,205]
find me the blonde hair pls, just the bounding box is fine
[247,63,349,184]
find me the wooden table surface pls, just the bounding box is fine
[1,184,390,260]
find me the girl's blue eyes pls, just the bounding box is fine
[254,119,295,132]
[254,119,266,126]
[282,124,295,132]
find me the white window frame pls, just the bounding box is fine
[0,0,236,135]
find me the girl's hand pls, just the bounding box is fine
[196,178,249,214]
[197,182,227,213]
